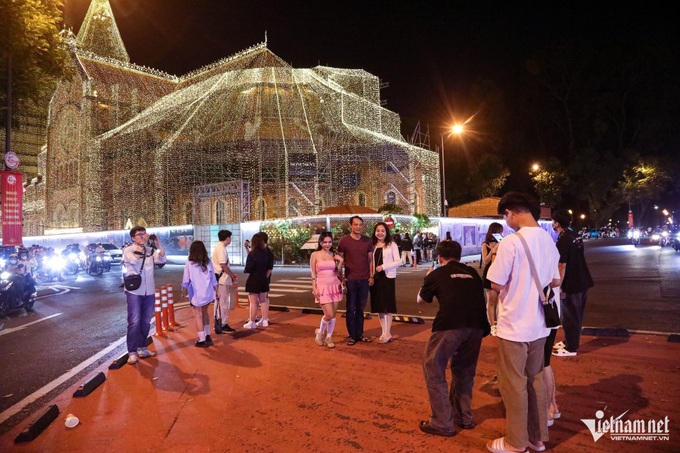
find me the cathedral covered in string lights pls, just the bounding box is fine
[23,0,440,234]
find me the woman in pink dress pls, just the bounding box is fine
[310,232,344,348]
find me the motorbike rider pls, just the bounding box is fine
[17,248,37,296]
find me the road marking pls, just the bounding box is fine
[49,284,81,290]
[268,283,311,289]
[0,313,63,337]
[0,331,127,425]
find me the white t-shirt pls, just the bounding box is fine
[211,242,231,285]
[486,226,560,342]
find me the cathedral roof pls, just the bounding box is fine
[76,0,129,62]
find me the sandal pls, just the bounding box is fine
[418,420,455,437]
[486,437,527,453]
[360,336,372,343]
[346,338,356,346]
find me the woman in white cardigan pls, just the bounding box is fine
[369,222,402,343]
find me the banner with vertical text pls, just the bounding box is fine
[1,171,23,246]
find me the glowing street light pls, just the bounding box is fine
[440,124,466,216]
[531,163,540,172]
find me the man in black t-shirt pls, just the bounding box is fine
[551,210,594,357]
[416,241,490,437]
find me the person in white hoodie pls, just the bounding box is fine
[369,222,402,343]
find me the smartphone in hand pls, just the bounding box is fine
[492,233,504,242]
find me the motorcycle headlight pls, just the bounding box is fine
[652,234,660,241]
[1,271,11,280]
[96,256,102,262]
[662,231,669,237]
[0,258,5,268]
[627,231,633,239]
[49,257,66,270]
[633,230,640,239]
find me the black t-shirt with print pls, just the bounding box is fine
[556,229,594,293]
[419,261,490,334]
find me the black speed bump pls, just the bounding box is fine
[301,308,324,315]
[73,371,106,397]
[341,313,372,320]
[109,352,129,369]
[14,404,60,443]
[393,315,425,324]
[270,305,290,312]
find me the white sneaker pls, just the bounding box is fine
[127,353,138,364]
[315,329,324,346]
[553,341,565,350]
[325,336,335,348]
[243,320,257,329]
[137,348,156,359]
[256,319,269,327]
[552,347,577,357]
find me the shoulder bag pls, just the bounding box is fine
[124,248,147,291]
[516,232,561,328]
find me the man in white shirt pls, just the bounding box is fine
[211,229,237,334]
[485,193,561,453]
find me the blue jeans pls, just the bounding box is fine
[345,279,369,340]
[126,293,155,353]
[423,328,484,432]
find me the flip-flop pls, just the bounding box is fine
[418,420,455,437]
[486,437,527,453]
[528,440,546,452]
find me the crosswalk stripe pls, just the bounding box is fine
[268,283,311,289]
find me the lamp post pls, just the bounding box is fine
[440,134,447,217]
[440,124,464,217]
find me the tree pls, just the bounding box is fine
[467,153,510,199]
[529,157,568,208]
[1,0,71,133]
[622,158,672,227]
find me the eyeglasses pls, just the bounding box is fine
[135,232,148,237]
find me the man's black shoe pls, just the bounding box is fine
[222,324,236,334]
[205,335,214,346]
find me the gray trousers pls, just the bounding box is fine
[496,337,549,448]
[423,328,484,432]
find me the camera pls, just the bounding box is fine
[147,234,158,248]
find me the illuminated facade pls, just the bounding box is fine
[23,0,440,234]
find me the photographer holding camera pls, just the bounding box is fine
[123,226,166,364]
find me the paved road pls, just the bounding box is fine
[1,238,678,433]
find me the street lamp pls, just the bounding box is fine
[440,123,464,217]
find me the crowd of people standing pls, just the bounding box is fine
[121,195,590,451]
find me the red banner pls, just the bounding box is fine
[1,171,23,246]
[627,210,634,228]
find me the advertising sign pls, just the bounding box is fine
[1,171,23,246]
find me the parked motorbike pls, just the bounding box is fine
[0,271,36,316]
[673,230,680,252]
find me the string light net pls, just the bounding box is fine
[41,0,440,232]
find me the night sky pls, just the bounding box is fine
[63,1,679,139]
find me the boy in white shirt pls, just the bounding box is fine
[486,193,561,453]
